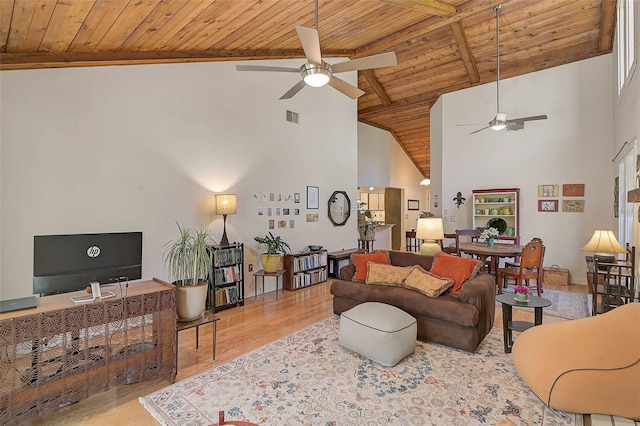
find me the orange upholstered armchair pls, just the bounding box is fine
[512,303,640,420]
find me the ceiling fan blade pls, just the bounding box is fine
[327,76,365,99]
[295,26,322,66]
[236,65,300,73]
[508,114,548,122]
[506,121,524,131]
[469,126,490,135]
[331,52,397,73]
[279,80,307,100]
[457,122,489,127]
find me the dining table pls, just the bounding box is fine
[448,241,523,276]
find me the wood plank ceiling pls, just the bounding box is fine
[0,0,616,178]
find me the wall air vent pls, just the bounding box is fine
[286,110,299,124]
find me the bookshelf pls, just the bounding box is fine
[283,249,328,291]
[209,243,244,312]
[472,188,520,243]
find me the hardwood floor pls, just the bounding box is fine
[33,281,589,425]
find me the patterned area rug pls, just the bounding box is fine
[140,317,583,425]
[498,288,591,320]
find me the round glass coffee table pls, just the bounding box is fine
[496,293,552,353]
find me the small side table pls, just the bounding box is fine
[253,269,285,299]
[174,310,219,382]
[496,293,551,354]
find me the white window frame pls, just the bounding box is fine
[617,0,636,94]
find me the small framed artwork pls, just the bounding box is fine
[562,199,585,213]
[538,184,559,197]
[538,199,558,212]
[562,184,585,197]
[294,193,301,203]
[307,186,319,209]
[407,199,420,211]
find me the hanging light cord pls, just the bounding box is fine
[495,4,502,114]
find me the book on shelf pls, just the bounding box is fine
[214,246,243,267]
[292,251,327,272]
[214,286,240,306]
[292,268,327,289]
[213,265,242,285]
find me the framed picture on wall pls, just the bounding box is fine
[307,186,319,209]
[538,199,558,212]
[407,199,419,210]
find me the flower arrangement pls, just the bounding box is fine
[514,285,531,295]
[357,201,375,234]
[480,227,500,240]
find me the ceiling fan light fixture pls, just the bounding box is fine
[301,63,331,87]
[489,118,506,131]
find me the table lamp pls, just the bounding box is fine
[215,194,237,246]
[416,217,444,256]
[581,229,626,255]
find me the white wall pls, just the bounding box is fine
[0,60,359,299]
[433,55,614,284]
[358,123,427,249]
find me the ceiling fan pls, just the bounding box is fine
[235,0,397,100]
[461,4,547,135]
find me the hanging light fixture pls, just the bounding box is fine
[419,145,430,185]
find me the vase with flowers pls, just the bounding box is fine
[480,226,500,247]
[514,285,531,302]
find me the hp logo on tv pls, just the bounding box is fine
[87,246,101,258]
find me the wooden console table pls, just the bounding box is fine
[327,248,359,277]
[0,278,176,424]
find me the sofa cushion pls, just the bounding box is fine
[365,262,412,286]
[352,251,390,281]
[388,250,434,270]
[404,265,454,297]
[431,252,482,295]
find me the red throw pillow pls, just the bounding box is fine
[351,251,390,281]
[430,252,482,295]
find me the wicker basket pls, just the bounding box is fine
[543,265,570,286]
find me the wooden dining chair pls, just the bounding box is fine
[591,244,635,315]
[455,229,491,270]
[497,238,545,296]
[454,229,480,256]
[440,232,459,255]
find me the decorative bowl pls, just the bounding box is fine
[308,245,323,251]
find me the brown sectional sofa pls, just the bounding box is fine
[329,250,496,352]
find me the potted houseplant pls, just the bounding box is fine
[164,223,214,321]
[357,201,376,241]
[514,285,531,302]
[254,232,291,273]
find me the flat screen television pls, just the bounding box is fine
[33,232,142,296]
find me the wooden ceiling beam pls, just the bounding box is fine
[359,97,434,119]
[376,0,456,17]
[361,70,392,107]
[355,0,505,58]
[598,0,616,52]
[0,49,354,70]
[450,21,480,84]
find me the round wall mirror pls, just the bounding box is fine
[328,191,351,226]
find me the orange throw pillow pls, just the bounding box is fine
[351,251,390,281]
[430,252,482,295]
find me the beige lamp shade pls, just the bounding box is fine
[416,217,444,256]
[215,194,237,215]
[581,230,626,253]
[416,217,444,241]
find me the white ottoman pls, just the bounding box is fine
[339,302,417,366]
